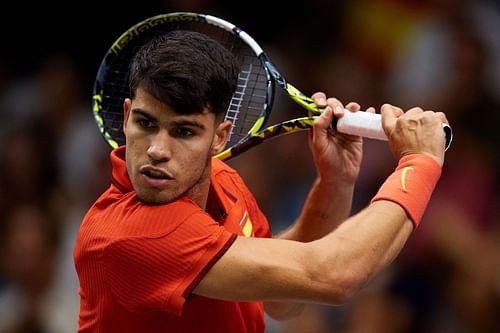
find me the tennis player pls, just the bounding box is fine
[74,30,448,332]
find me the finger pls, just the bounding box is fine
[314,106,334,130]
[312,106,334,148]
[380,104,403,133]
[311,92,327,107]
[435,111,449,124]
[346,102,360,112]
[381,103,404,117]
[325,98,344,118]
[366,106,376,114]
[404,107,425,116]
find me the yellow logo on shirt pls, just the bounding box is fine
[242,218,253,237]
[239,211,253,237]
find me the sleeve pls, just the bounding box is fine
[103,212,237,315]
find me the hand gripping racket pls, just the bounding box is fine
[92,12,453,161]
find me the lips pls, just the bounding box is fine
[139,166,173,188]
[140,166,172,179]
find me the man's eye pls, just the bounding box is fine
[137,119,154,129]
[174,127,194,137]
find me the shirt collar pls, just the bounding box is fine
[209,159,238,215]
[110,146,133,193]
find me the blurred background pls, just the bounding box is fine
[0,0,499,332]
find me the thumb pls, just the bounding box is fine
[313,106,334,131]
[380,104,403,136]
[311,106,333,146]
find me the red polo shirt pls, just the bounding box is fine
[74,146,271,332]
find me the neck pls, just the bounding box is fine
[185,158,212,210]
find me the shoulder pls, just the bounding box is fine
[82,194,209,239]
[212,158,239,177]
[211,159,271,237]
[212,158,248,189]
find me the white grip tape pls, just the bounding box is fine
[336,110,453,151]
[336,110,387,140]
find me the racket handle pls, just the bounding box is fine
[336,110,453,151]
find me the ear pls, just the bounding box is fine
[123,98,132,134]
[211,120,232,155]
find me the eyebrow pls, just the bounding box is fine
[171,119,206,130]
[131,109,155,121]
[131,108,205,129]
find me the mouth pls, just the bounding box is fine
[139,166,173,184]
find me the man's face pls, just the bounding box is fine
[123,88,229,205]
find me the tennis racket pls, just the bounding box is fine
[92,12,453,161]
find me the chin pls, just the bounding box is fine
[136,189,178,205]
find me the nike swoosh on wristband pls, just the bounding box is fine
[401,166,414,192]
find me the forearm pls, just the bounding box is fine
[310,200,413,297]
[278,178,355,242]
[308,154,442,298]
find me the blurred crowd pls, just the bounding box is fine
[0,0,498,332]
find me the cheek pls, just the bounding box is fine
[124,126,143,142]
[177,145,211,174]
[125,140,149,173]
[125,127,151,151]
[177,148,205,171]
[180,136,213,157]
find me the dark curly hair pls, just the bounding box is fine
[129,30,240,119]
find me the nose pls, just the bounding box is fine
[147,131,171,163]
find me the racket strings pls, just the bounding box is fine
[225,64,252,142]
[224,56,269,147]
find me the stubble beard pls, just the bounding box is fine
[181,151,212,207]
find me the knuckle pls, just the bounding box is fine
[407,106,424,114]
